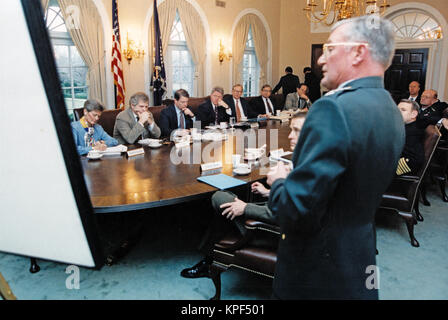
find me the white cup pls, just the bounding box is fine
[232,154,242,167]
[276,110,281,116]
[220,122,227,129]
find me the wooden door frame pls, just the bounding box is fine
[394,41,438,92]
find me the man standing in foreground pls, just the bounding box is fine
[266,16,405,299]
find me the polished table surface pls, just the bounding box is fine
[82,120,292,213]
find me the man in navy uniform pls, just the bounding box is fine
[417,89,448,129]
[266,16,405,299]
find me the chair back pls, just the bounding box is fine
[98,108,123,137]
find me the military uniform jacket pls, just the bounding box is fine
[417,101,448,128]
[401,121,425,175]
[268,77,405,299]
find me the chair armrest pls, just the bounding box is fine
[245,219,280,234]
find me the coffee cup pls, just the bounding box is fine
[220,122,227,129]
[232,154,242,167]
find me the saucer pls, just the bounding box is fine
[87,153,103,160]
[233,164,251,175]
[147,143,162,149]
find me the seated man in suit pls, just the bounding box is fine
[113,92,161,144]
[272,66,300,101]
[247,84,276,118]
[401,81,422,105]
[71,99,118,155]
[197,87,232,128]
[417,89,448,129]
[396,99,425,176]
[180,112,307,279]
[159,89,196,138]
[284,83,312,111]
[223,84,249,122]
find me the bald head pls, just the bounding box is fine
[409,81,420,96]
[420,89,438,107]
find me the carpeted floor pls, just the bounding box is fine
[1,183,447,300]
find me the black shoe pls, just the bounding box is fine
[180,259,211,279]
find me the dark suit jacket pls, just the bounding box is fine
[417,100,448,127]
[268,77,405,299]
[400,92,421,105]
[272,73,300,98]
[247,96,276,118]
[304,72,321,102]
[197,100,230,128]
[223,96,249,119]
[159,104,194,137]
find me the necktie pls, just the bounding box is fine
[180,113,185,129]
[235,99,242,122]
[265,98,273,114]
[410,97,415,101]
[214,104,218,125]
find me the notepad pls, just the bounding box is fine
[197,174,247,190]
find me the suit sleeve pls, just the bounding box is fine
[247,99,259,118]
[97,126,119,147]
[272,78,283,94]
[115,115,145,144]
[159,109,172,137]
[268,98,350,233]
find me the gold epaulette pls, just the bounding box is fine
[396,157,412,175]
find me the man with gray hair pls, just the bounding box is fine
[197,87,232,128]
[113,92,161,144]
[266,16,405,299]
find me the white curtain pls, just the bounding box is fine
[177,0,206,96]
[57,0,107,104]
[232,17,251,85]
[148,0,207,97]
[233,14,269,88]
[41,0,50,11]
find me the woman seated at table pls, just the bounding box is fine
[71,99,118,155]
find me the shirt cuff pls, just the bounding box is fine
[226,108,232,115]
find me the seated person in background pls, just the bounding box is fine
[223,84,249,122]
[417,89,448,129]
[197,87,232,128]
[247,84,276,119]
[401,81,422,105]
[180,112,307,279]
[159,89,196,138]
[113,92,161,144]
[71,99,118,155]
[396,99,425,176]
[284,83,312,111]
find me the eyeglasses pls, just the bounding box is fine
[322,42,369,58]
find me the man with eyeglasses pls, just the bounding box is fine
[247,84,276,118]
[266,16,405,300]
[223,84,249,122]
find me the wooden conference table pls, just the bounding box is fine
[82,120,293,214]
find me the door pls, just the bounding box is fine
[384,48,428,103]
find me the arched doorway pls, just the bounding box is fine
[384,3,447,100]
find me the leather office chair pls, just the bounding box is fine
[209,219,280,300]
[426,125,448,202]
[379,125,441,247]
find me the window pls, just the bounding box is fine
[166,12,194,98]
[45,0,88,119]
[391,12,443,40]
[242,27,260,97]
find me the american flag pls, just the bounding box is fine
[150,0,166,106]
[111,0,125,109]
